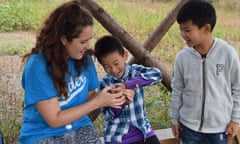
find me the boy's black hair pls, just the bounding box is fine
[94,35,125,64]
[177,0,216,32]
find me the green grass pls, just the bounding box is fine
[0,0,239,143]
[0,0,66,32]
[0,41,32,56]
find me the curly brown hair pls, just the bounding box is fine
[22,0,93,98]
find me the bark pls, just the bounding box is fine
[129,0,186,69]
[132,0,186,55]
[78,0,172,91]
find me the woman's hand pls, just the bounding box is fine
[94,87,126,109]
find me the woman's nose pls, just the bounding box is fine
[85,41,91,50]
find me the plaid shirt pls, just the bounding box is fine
[100,64,162,143]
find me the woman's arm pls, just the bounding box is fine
[36,87,126,128]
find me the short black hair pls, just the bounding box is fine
[177,0,216,32]
[94,35,125,64]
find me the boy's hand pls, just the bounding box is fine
[172,124,181,140]
[114,83,134,103]
[225,121,239,139]
[122,89,134,103]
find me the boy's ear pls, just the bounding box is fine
[204,24,212,33]
[123,50,128,61]
[61,35,67,46]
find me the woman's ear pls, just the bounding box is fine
[61,35,67,46]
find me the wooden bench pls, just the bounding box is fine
[155,128,179,144]
[160,138,179,144]
[229,128,240,144]
[100,128,240,144]
[157,128,240,144]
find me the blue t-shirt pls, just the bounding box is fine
[19,53,99,143]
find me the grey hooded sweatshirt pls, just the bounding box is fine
[171,38,240,133]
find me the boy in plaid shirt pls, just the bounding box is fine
[94,35,162,144]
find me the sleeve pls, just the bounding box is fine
[230,51,240,123]
[99,75,111,90]
[99,79,106,90]
[23,58,58,105]
[87,55,100,91]
[170,54,184,125]
[124,76,154,89]
[132,64,162,85]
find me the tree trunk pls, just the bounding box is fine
[129,0,186,64]
[78,0,172,91]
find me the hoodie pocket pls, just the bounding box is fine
[205,101,231,128]
[181,91,202,120]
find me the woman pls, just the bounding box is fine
[19,1,132,143]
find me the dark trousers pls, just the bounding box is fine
[0,130,3,144]
[132,135,160,144]
[180,123,228,144]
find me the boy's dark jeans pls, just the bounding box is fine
[0,130,3,144]
[180,123,228,144]
[132,135,160,144]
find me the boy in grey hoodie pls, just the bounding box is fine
[170,1,240,144]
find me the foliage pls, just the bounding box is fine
[0,41,32,56]
[0,119,21,144]
[145,84,172,128]
[0,0,66,32]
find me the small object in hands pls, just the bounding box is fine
[110,87,121,94]
[108,84,120,94]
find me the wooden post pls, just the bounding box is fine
[78,0,172,91]
[129,0,186,65]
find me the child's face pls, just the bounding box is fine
[179,20,209,48]
[101,51,128,79]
